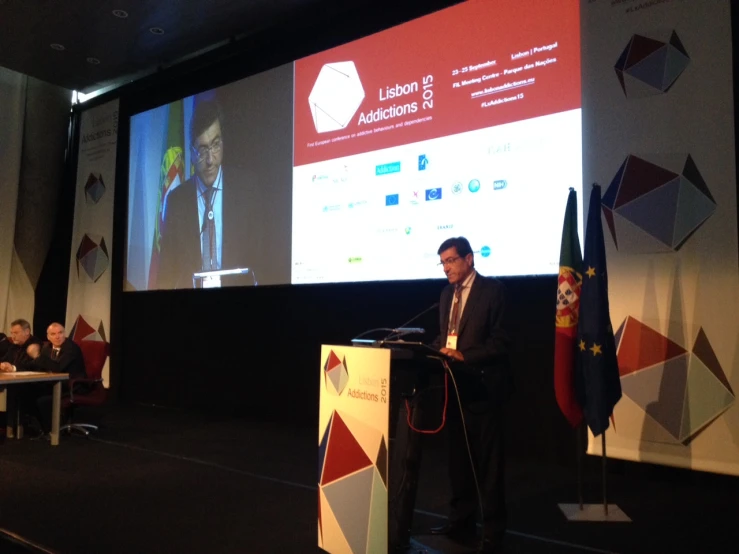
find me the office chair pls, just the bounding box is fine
[61,340,109,436]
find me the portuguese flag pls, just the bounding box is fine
[148,100,186,289]
[554,188,584,427]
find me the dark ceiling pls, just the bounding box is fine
[0,0,351,93]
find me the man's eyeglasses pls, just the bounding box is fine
[438,256,461,268]
[192,138,222,163]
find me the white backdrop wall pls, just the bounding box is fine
[581,0,739,475]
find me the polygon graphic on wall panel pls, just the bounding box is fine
[76,233,109,282]
[602,154,715,251]
[615,316,686,377]
[84,172,106,204]
[69,314,108,343]
[681,355,735,442]
[309,61,365,133]
[614,30,690,97]
[615,317,734,444]
[620,354,688,440]
[693,328,733,394]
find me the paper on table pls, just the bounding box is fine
[7,371,47,376]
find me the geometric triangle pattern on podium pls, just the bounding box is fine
[616,316,734,444]
[614,31,690,98]
[324,350,349,396]
[318,409,388,553]
[602,154,715,252]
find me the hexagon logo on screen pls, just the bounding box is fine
[84,172,106,204]
[614,30,690,97]
[601,154,716,252]
[615,316,734,444]
[76,233,109,282]
[613,31,690,98]
[309,61,365,133]
[324,350,349,396]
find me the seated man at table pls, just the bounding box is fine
[0,319,44,437]
[26,323,86,379]
[24,322,87,437]
[0,319,43,373]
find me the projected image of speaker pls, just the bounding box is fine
[125,65,293,291]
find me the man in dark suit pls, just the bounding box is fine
[158,98,254,289]
[0,319,44,437]
[430,237,511,554]
[0,319,43,372]
[25,322,86,436]
[26,323,86,380]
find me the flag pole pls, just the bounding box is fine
[577,423,584,510]
[557,183,631,523]
[602,432,608,516]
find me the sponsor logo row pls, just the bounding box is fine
[385,179,507,206]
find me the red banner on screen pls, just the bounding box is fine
[293,0,580,167]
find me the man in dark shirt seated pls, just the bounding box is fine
[0,319,43,373]
[24,322,87,437]
[0,319,44,437]
[26,322,86,379]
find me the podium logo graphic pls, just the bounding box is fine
[324,350,349,395]
[309,62,365,133]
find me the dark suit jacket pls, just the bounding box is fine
[30,339,86,380]
[0,334,9,359]
[158,169,254,290]
[1,336,43,371]
[435,273,512,403]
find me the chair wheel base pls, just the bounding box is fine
[61,423,98,437]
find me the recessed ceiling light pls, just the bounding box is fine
[50,43,65,51]
[112,9,128,18]
[87,57,101,65]
[149,27,165,35]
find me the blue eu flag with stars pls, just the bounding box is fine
[576,184,622,437]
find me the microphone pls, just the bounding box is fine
[350,303,439,343]
[382,302,439,341]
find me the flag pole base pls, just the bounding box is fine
[558,503,631,522]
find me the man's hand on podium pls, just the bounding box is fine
[440,347,464,361]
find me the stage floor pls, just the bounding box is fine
[1,403,737,553]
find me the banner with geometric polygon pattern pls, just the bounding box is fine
[65,100,118,388]
[319,345,390,554]
[582,0,738,475]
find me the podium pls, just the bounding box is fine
[318,343,447,554]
